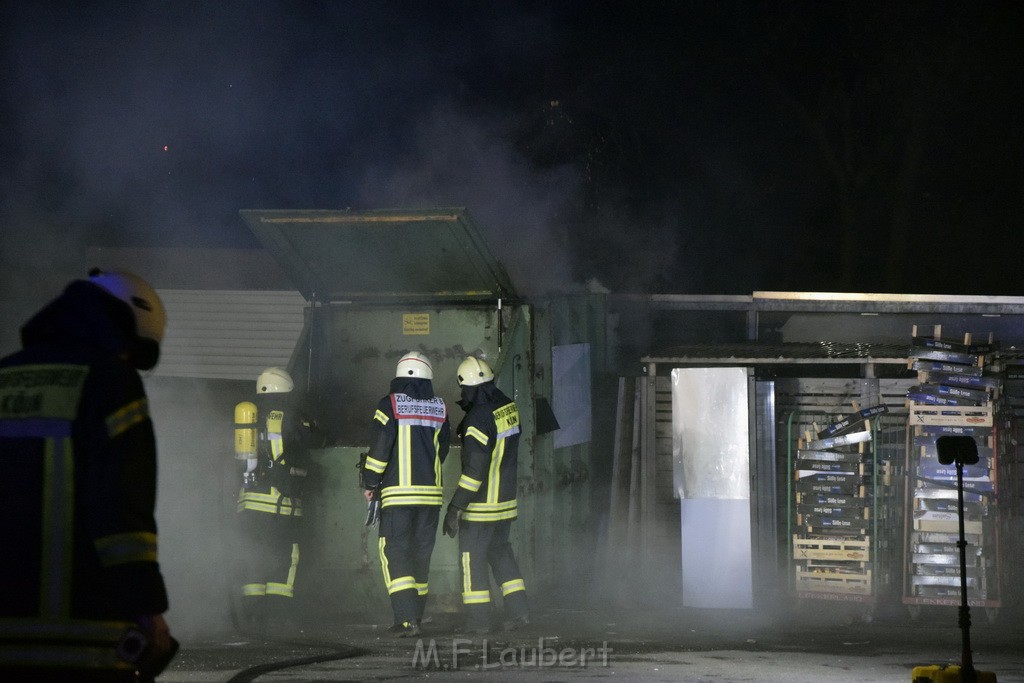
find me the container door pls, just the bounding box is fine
[672,367,754,609]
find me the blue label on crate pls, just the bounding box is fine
[795,470,863,483]
[913,360,983,376]
[917,499,984,514]
[802,515,868,530]
[797,481,863,495]
[796,460,863,472]
[816,405,888,438]
[915,479,995,494]
[914,488,987,503]
[805,430,872,450]
[921,371,998,390]
[800,493,862,506]
[910,347,980,366]
[911,337,994,355]
[907,391,983,407]
[797,504,869,519]
[925,383,990,402]
[797,449,865,463]
[919,425,989,437]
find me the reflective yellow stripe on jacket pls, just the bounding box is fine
[0,364,143,673]
[380,484,443,508]
[237,487,303,515]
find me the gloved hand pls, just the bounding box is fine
[119,614,178,678]
[442,505,462,537]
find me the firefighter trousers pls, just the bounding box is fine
[458,519,528,628]
[378,506,439,624]
[237,508,301,615]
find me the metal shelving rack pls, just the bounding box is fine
[785,404,904,618]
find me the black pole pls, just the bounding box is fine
[955,458,977,683]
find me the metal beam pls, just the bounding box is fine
[641,356,909,365]
[611,292,1024,315]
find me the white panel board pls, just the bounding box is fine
[680,499,753,608]
[672,367,752,608]
[552,343,592,448]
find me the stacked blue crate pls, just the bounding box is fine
[904,329,1001,612]
[793,405,888,600]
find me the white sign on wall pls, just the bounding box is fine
[552,343,591,449]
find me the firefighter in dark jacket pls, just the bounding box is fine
[443,356,529,633]
[361,352,450,637]
[0,269,176,682]
[236,366,315,634]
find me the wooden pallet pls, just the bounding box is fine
[795,568,872,595]
[793,535,870,561]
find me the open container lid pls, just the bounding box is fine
[239,208,517,303]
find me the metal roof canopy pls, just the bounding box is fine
[638,291,1024,366]
[642,341,911,365]
[618,291,1024,314]
[239,208,517,303]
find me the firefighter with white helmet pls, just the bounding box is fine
[235,366,318,635]
[0,269,177,680]
[360,351,451,637]
[443,355,530,633]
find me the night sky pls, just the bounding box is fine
[2,2,1022,298]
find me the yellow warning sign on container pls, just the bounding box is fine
[403,313,430,335]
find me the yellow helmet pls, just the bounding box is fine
[87,268,166,370]
[457,356,493,386]
[257,367,293,393]
[396,351,432,379]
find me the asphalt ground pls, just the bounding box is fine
[155,605,1024,682]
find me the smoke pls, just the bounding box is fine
[0,2,691,309]
[0,5,663,642]
[356,101,582,297]
[146,377,244,639]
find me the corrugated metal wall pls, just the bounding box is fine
[154,289,307,380]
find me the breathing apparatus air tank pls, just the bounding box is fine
[235,401,258,459]
[234,401,259,489]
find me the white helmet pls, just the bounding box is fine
[257,367,294,394]
[87,268,166,370]
[457,356,494,386]
[396,351,432,379]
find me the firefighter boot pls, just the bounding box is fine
[502,590,530,631]
[393,619,421,638]
[503,615,531,632]
[458,604,491,635]
[239,597,267,639]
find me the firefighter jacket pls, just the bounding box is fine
[237,393,313,517]
[449,382,522,522]
[0,280,168,674]
[362,377,451,508]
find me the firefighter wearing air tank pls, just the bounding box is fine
[443,356,530,632]
[360,352,451,637]
[234,367,312,631]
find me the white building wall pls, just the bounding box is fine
[154,289,306,380]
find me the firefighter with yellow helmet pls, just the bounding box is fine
[360,351,451,637]
[443,355,530,633]
[0,269,177,681]
[235,366,317,634]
